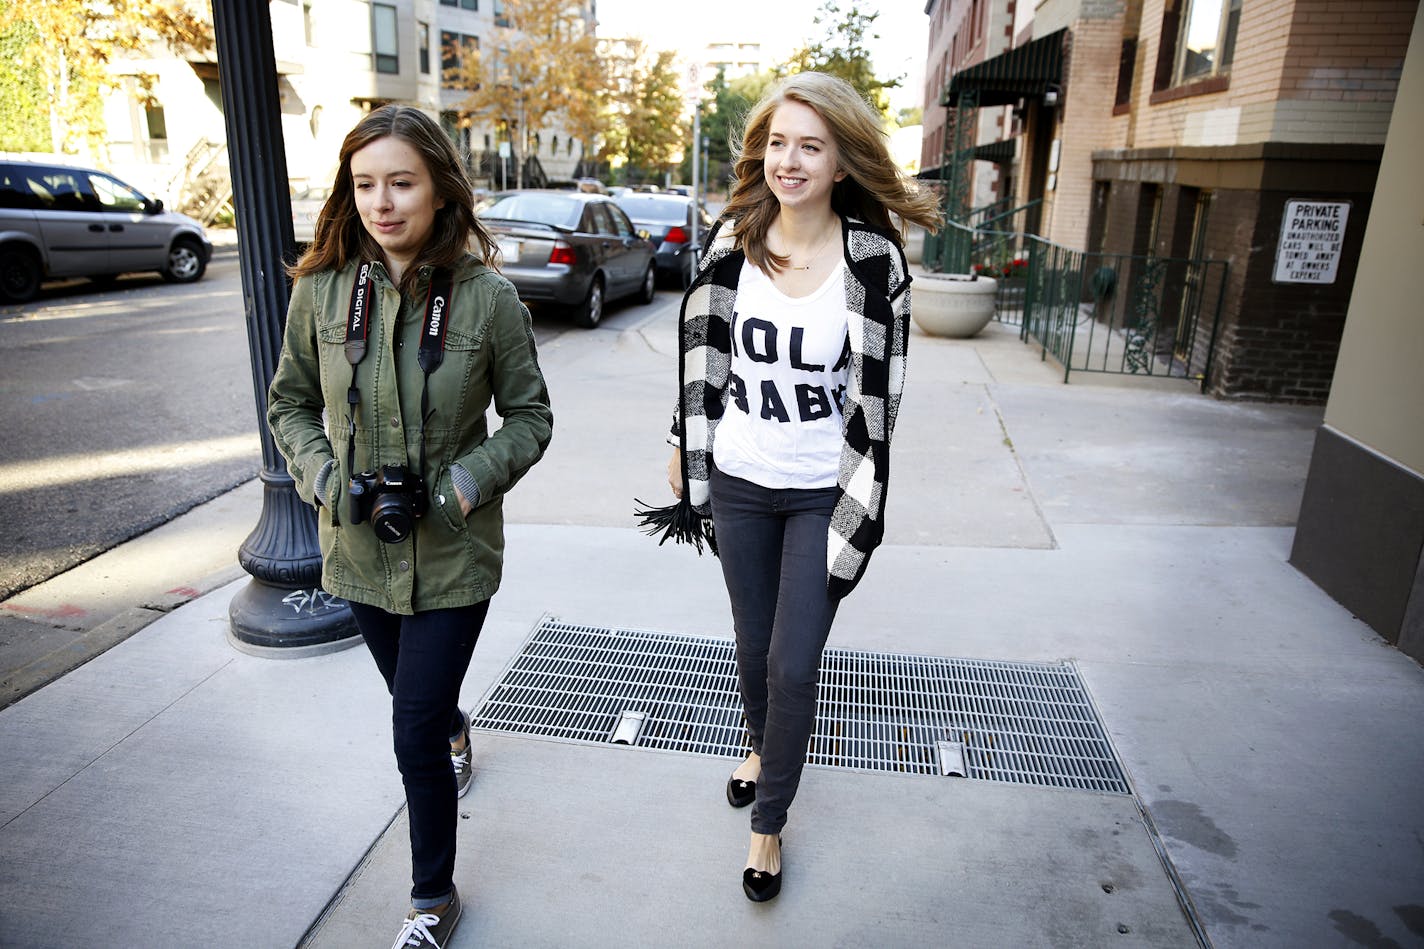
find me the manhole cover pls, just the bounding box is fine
[471,619,1129,794]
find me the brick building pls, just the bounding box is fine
[921,0,1019,215]
[926,0,1417,401]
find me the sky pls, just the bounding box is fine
[594,0,930,113]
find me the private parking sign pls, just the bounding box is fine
[1273,200,1350,285]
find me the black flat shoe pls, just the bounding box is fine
[742,840,783,903]
[742,865,781,902]
[726,776,756,808]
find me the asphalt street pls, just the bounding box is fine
[0,247,257,600]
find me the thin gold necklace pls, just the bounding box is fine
[777,227,836,270]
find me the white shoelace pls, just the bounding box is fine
[391,912,442,948]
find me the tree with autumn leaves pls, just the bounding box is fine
[600,40,688,185]
[442,0,605,187]
[0,0,211,156]
[444,0,688,186]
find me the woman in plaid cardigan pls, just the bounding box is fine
[660,72,941,902]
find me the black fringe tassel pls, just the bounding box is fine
[633,495,719,557]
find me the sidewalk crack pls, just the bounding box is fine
[983,383,1059,550]
[0,657,236,832]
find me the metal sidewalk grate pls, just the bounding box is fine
[471,619,1130,794]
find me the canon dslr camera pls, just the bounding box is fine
[348,464,428,543]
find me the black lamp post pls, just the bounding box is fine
[211,0,358,655]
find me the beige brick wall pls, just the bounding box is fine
[1130,0,1412,147]
[1280,0,1416,98]
[1048,19,1129,245]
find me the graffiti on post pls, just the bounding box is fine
[281,589,345,615]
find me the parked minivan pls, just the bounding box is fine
[0,159,212,303]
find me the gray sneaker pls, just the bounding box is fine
[390,884,462,949]
[451,713,473,800]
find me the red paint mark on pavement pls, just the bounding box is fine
[166,587,201,598]
[3,603,88,619]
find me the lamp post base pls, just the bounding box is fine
[227,578,361,658]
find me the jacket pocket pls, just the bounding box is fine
[425,326,488,426]
[317,312,347,345]
[430,466,467,533]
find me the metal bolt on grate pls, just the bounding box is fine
[471,619,1130,795]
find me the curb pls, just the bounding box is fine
[0,563,246,711]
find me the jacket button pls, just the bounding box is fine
[399,560,410,571]
[390,416,399,427]
[437,494,446,505]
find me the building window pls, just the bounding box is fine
[372,3,398,75]
[1178,0,1240,81]
[1115,36,1138,108]
[441,0,477,7]
[441,31,479,88]
[494,0,509,27]
[419,22,430,74]
[1157,0,1240,89]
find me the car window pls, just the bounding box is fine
[607,203,635,238]
[0,164,44,210]
[615,197,687,225]
[584,202,615,236]
[29,168,98,212]
[89,173,148,212]
[481,193,581,229]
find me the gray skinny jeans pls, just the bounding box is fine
[709,462,840,836]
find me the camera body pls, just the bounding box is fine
[348,464,428,543]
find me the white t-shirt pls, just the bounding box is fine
[713,258,851,489]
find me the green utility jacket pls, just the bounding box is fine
[268,256,552,614]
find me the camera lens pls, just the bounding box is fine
[370,493,416,543]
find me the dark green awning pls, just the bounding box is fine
[973,139,1017,163]
[944,29,1066,108]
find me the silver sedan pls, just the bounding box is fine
[479,190,657,328]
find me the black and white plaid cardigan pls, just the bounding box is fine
[669,214,912,600]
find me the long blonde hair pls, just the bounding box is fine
[722,72,942,274]
[289,105,497,294]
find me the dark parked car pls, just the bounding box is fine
[614,192,712,287]
[479,190,656,327]
[0,159,211,303]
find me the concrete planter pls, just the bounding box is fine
[904,225,927,266]
[912,273,998,338]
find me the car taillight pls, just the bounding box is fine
[664,226,689,245]
[549,240,576,265]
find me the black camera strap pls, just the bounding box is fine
[417,267,454,479]
[342,263,455,495]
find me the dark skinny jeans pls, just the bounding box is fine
[348,599,489,905]
[709,463,840,836]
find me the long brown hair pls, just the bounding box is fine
[722,72,942,274]
[289,105,497,294]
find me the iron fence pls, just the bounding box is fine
[1019,238,1228,386]
[926,222,1228,388]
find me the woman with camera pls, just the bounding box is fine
[268,105,552,949]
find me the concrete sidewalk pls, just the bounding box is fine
[2,296,1422,949]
